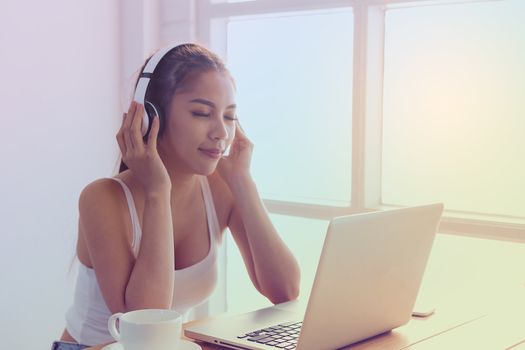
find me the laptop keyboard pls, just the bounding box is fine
[237,321,302,349]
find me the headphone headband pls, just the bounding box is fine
[142,45,179,74]
[133,43,181,136]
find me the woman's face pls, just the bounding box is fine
[158,70,237,175]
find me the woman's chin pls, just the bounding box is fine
[193,162,219,176]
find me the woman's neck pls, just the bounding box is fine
[169,171,199,198]
[160,156,201,201]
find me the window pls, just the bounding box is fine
[227,9,354,206]
[194,0,525,314]
[382,0,525,220]
[199,0,524,223]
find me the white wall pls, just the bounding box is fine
[0,0,200,347]
[0,1,120,348]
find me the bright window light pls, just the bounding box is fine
[382,0,525,218]
[227,9,354,206]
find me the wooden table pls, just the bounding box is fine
[87,295,525,350]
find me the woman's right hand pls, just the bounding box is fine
[116,101,171,194]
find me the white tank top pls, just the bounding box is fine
[65,176,221,346]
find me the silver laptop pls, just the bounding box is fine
[185,203,443,350]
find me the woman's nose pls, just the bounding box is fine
[210,118,229,140]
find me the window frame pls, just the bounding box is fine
[195,0,525,241]
[183,0,525,316]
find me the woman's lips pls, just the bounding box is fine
[199,148,223,160]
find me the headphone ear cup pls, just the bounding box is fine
[143,101,160,138]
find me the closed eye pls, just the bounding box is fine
[224,115,237,121]
[192,112,210,117]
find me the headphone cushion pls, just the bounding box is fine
[142,101,160,137]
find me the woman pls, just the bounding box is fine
[53,43,300,349]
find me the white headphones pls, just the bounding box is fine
[133,44,180,136]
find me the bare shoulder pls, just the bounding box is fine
[78,178,131,225]
[77,177,133,266]
[206,171,234,229]
[79,178,125,209]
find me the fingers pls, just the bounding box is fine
[119,101,148,153]
[233,119,251,146]
[124,101,136,130]
[130,103,145,152]
[147,115,160,149]
[122,102,137,151]
[235,117,246,133]
[115,102,163,178]
[235,119,249,138]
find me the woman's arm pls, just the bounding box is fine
[80,102,174,313]
[218,122,300,304]
[227,175,301,304]
[123,187,174,310]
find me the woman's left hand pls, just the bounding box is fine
[217,120,253,185]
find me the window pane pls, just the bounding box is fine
[227,10,353,206]
[382,0,525,218]
[226,214,329,313]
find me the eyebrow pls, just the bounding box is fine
[190,98,236,110]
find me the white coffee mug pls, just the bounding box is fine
[108,309,182,350]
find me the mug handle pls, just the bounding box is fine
[108,312,124,341]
